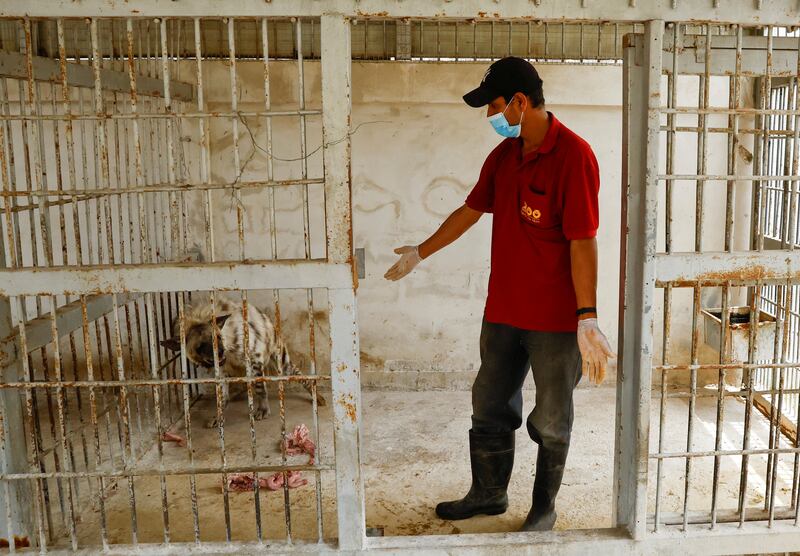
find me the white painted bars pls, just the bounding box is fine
[320,13,365,552]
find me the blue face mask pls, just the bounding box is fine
[488,99,525,138]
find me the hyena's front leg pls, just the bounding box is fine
[252,361,271,420]
[206,380,229,429]
[286,361,327,407]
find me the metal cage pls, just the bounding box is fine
[2,1,800,555]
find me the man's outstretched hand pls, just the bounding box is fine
[577,317,615,385]
[384,245,422,281]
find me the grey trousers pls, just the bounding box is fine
[471,319,583,451]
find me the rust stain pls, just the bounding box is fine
[360,351,384,369]
[696,264,768,285]
[337,394,357,424]
[661,262,790,288]
[0,536,30,549]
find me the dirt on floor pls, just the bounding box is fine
[53,383,786,548]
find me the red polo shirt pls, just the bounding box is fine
[465,113,600,332]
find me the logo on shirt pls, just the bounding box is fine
[521,202,541,224]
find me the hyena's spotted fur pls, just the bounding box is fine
[161,297,325,428]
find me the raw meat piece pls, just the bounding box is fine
[161,431,186,447]
[266,471,308,490]
[226,471,307,492]
[224,423,316,493]
[283,424,316,463]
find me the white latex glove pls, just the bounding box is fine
[577,317,616,385]
[384,245,422,281]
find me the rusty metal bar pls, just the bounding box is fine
[227,17,245,261]
[0,51,195,102]
[193,17,214,264]
[769,285,793,526]
[126,19,150,265]
[0,462,332,482]
[264,17,285,354]
[109,294,138,543]
[710,281,731,529]
[114,23,136,267]
[11,297,48,550]
[160,17,180,264]
[46,297,77,549]
[57,20,84,270]
[311,375,323,542]
[724,24,742,253]
[295,21,323,537]
[175,295,200,543]
[78,295,108,548]
[653,444,800,460]
[654,250,800,286]
[278,377,292,543]
[144,291,170,543]
[238,292,262,541]
[0,109,322,123]
[0,260,352,297]
[22,20,54,270]
[657,173,800,182]
[0,177,325,198]
[682,283,701,531]
[91,18,117,266]
[789,36,800,524]
[17,19,50,278]
[758,27,775,253]
[0,1,796,24]
[74,33,95,268]
[0,243,33,552]
[653,357,800,373]
[208,291,231,543]
[0,374,326,389]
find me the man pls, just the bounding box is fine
[384,57,614,532]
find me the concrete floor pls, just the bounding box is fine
[52,384,788,548]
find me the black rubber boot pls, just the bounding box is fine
[435,430,515,520]
[520,445,568,532]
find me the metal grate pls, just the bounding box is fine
[0,18,652,64]
[756,45,800,458]
[635,23,800,532]
[361,20,645,63]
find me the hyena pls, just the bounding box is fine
[160,297,325,428]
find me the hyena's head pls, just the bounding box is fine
[160,314,231,368]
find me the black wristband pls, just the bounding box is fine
[576,307,597,316]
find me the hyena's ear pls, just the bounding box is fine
[215,314,231,329]
[160,337,182,352]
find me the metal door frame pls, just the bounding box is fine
[616,19,800,547]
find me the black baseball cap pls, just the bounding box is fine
[463,56,543,108]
